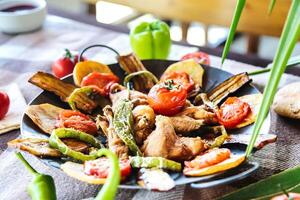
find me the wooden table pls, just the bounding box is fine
[1,9,300,200]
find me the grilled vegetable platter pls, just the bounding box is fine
[12,45,277,191]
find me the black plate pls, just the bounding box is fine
[21,60,262,189]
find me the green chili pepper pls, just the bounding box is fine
[113,99,142,156]
[123,70,159,89]
[94,149,120,200]
[209,126,228,148]
[130,20,171,59]
[68,86,94,110]
[49,128,103,161]
[15,152,57,200]
[130,156,182,172]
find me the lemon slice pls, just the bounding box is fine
[183,154,246,177]
[61,161,106,184]
[73,61,113,86]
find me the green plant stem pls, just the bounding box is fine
[221,0,246,64]
[246,0,300,157]
[268,0,277,15]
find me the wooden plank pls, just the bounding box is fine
[86,0,291,36]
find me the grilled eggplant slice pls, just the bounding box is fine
[29,72,97,113]
[207,73,251,105]
[118,53,155,92]
[8,138,61,157]
[25,103,63,134]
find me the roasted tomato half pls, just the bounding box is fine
[56,110,98,135]
[181,51,210,65]
[217,97,250,128]
[81,72,119,96]
[161,71,195,92]
[185,148,231,169]
[84,158,131,178]
[148,80,187,116]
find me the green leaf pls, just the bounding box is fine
[221,0,246,64]
[220,165,300,200]
[268,0,277,15]
[246,0,300,157]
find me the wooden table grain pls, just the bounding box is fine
[1,10,300,200]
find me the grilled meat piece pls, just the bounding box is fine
[132,105,155,145]
[142,116,207,161]
[97,106,129,159]
[169,105,217,134]
[109,83,148,107]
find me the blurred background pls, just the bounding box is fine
[48,0,300,60]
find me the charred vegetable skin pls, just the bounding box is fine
[16,152,57,200]
[49,128,103,161]
[118,53,156,92]
[29,72,97,113]
[113,99,142,156]
[207,73,251,105]
[130,156,182,172]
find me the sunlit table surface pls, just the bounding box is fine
[0,14,300,200]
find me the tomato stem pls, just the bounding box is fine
[64,49,73,59]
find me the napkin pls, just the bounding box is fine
[0,83,27,134]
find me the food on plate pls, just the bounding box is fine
[184,148,245,176]
[137,168,175,191]
[81,72,119,96]
[181,51,210,65]
[148,80,187,116]
[130,156,181,171]
[273,82,300,120]
[207,72,251,105]
[73,60,112,86]
[142,116,207,161]
[118,53,157,92]
[15,152,57,200]
[162,59,205,87]
[0,91,10,120]
[84,157,131,178]
[217,97,251,128]
[11,49,278,192]
[25,104,64,134]
[49,128,103,161]
[161,71,195,92]
[8,138,61,157]
[56,110,98,136]
[52,49,85,79]
[130,20,171,60]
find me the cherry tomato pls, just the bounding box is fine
[271,193,300,200]
[217,97,250,128]
[52,49,86,78]
[56,110,98,135]
[81,72,119,96]
[185,148,231,169]
[161,71,195,92]
[0,91,10,120]
[148,80,187,116]
[181,51,210,65]
[84,158,131,178]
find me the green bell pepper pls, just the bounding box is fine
[130,20,171,59]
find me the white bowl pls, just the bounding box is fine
[0,0,47,34]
